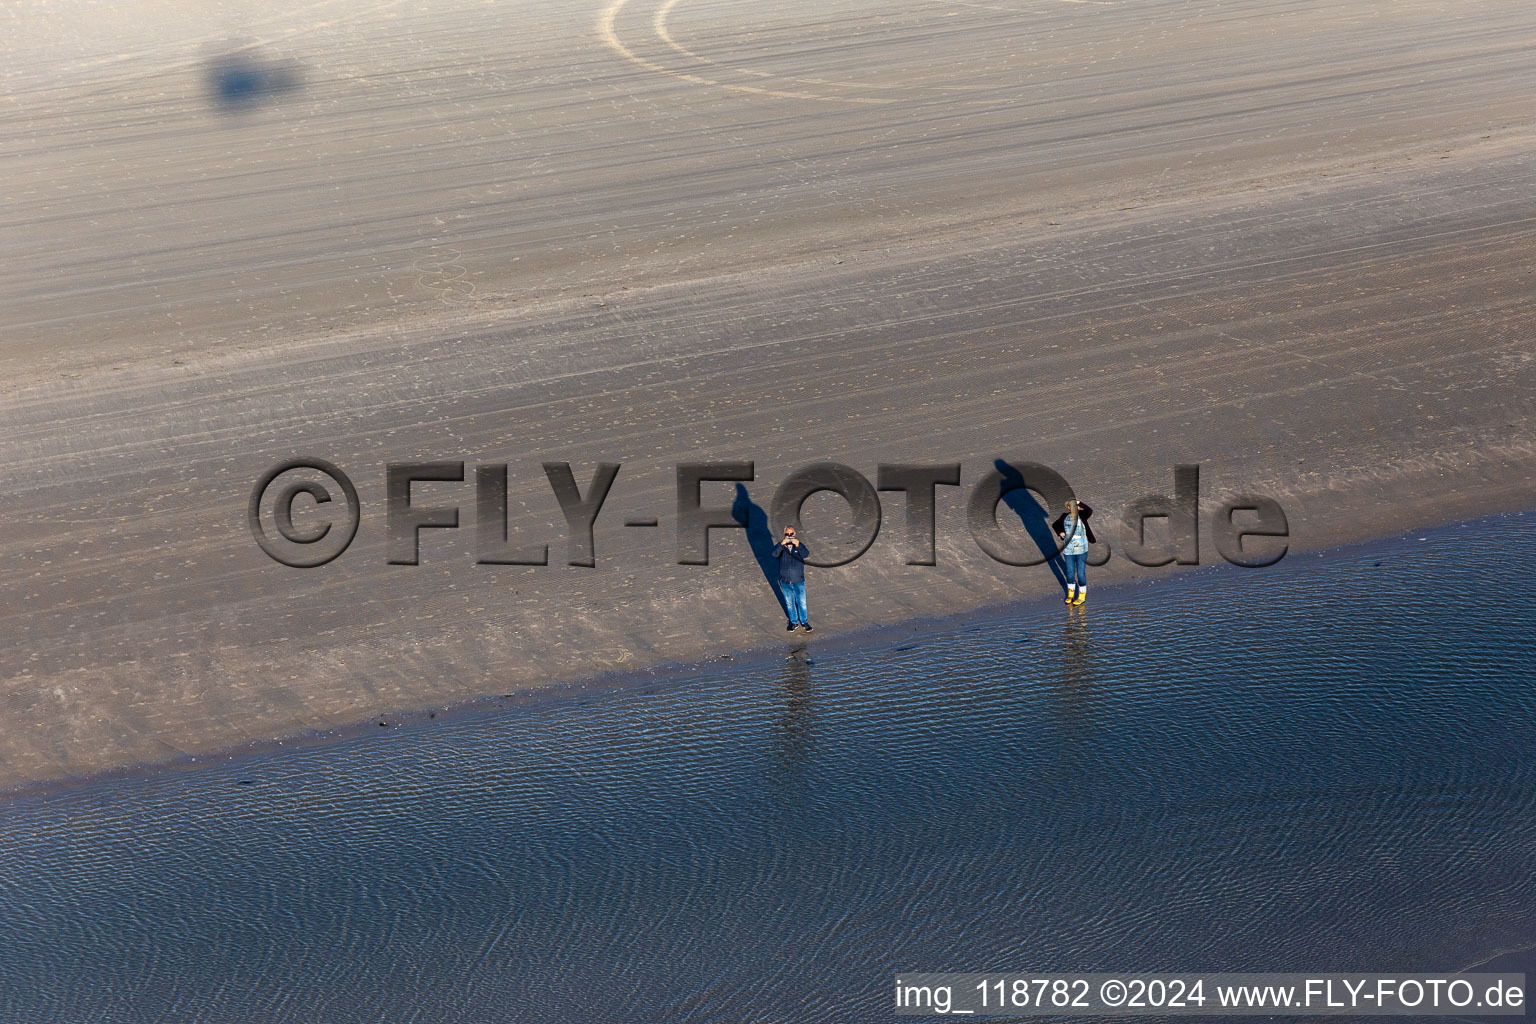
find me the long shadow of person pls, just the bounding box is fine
[995,459,1069,592]
[732,483,790,619]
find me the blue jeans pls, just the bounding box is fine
[1062,552,1087,589]
[780,582,808,624]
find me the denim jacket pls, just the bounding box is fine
[1052,502,1096,554]
[1060,515,1088,556]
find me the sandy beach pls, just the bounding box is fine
[2,0,1534,791]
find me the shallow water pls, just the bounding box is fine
[2,515,1534,1023]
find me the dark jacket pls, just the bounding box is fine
[771,540,810,584]
[1051,503,1096,545]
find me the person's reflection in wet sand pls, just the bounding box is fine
[772,643,815,780]
[1056,606,1095,733]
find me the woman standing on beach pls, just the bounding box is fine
[1053,498,1095,606]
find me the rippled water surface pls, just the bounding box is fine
[3,516,1534,1022]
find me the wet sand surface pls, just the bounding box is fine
[2,0,1535,789]
[1,517,1533,1023]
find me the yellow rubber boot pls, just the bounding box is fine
[1073,586,1087,605]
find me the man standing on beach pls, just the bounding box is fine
[1053,498,1095,606]
[772,525,813,632]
